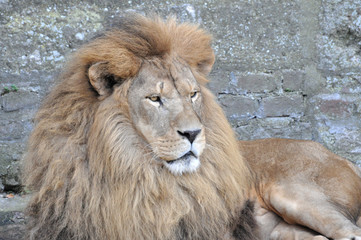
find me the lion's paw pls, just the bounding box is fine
[312,236,328,240]
[351,237,361,240]
[336,237,361,240]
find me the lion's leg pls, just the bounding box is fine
[270,221,328,240]
[254,201,327,240]
[253,201,283,239]
[267,183,361,240]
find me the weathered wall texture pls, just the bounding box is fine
[0,0,361,192]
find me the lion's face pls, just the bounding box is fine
[127,59,205,175]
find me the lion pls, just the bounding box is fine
[22,15,256,240]
[22,14,361,240]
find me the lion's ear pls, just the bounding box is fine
[88,62,119,96]
[196,52,215,76]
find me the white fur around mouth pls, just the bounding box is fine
[163,152,200,175]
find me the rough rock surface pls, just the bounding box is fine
[0,0,360,238]
[0,194,29,240]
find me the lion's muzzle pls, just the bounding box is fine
[161,128,205,175]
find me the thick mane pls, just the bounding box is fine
[23,15,255,240]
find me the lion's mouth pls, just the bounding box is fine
[167,151,196,164]
[163,151,200,175]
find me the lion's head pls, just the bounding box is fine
[93,58,206,175]
[23,15,255,240]
[128,59,206,174]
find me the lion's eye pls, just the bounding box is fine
[190,91,198,99]
[147,95,161,103]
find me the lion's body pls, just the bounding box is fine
[240,139,361,239]
[23,14,361,240]
[23,15,256,240]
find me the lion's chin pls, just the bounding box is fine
[163,152,200,175]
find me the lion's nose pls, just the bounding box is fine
[177,129,201,144]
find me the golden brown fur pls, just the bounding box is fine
[23,15,256,240]
[240,139,361,239]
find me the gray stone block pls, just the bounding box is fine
[282,70,305,92]
[318,0,361,84]
[262,94,305,118]
[315,117,361,164]
[311,93,359,119]
[0,141,25,187]
[237,73,277,93]
[235,117,313,140]
[1,91,40,112]
[219,95,259,122]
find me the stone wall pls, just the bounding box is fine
[1,0,361,192]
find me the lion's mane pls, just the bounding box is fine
[23,15,256,240]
